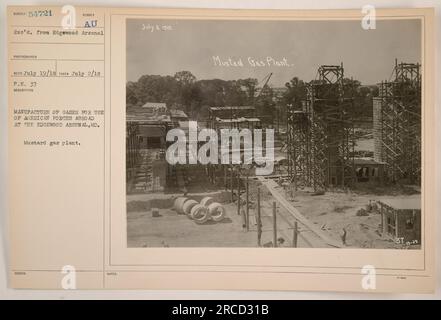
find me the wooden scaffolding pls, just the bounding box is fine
[287,64,355,191]
[377,60,421,184]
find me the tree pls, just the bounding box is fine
[283,77,307,110]
[126,72,271,119]
[173,71,197,113]
[224,80,248,106]
[237,78,258,105]
[174,71,196,86]
[255,85,276,125]
[126,81,138,107]
[134,74,178,106]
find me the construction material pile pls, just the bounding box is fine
[173,196,226,224]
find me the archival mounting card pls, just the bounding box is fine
[7,6,436,292]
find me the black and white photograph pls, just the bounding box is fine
[125,18,422,249]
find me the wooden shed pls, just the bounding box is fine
[353,158,386,183]
[378,198,421,245]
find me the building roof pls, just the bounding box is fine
[127,106,171,123]
[379,197,421,210]
[170,109,188,119]
[215,117,260,123]
[126,115,171,123]
[209,106,255,111]
[353,158,386,165]
[141,102,167,109]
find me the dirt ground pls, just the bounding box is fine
[128,203,261,247]
[272,184,421,249]
[126,136,421,249]
[127,180,420,249]
[127,191,313,248]
[127,127,421,249]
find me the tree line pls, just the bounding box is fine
[126,71,377,123]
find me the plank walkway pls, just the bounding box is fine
[257,176,342,248]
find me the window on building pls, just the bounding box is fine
[406,216,415,230]
[387,215,396,234]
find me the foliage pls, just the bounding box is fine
[126,71,376,121]
[282,76,377,119]
[126,71,263,119]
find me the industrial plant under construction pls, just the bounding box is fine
[124,17,422,250]
[125,59,421,250]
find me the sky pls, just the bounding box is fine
[126,19,421,87]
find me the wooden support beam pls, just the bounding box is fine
[237,174,241,216]
[230,167,234,202]
[292,221,298,248]
[257,187,262,247]
[224,166,227,190]
[272,201,277,247]
[257,176,341,248]
[246,175,249,231]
